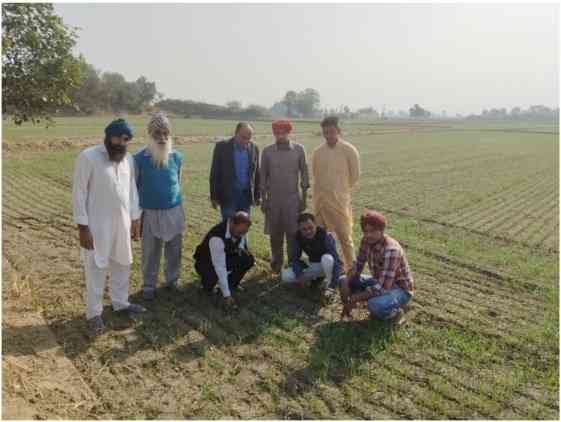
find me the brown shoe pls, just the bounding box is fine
[321,288,337,305]
[270,262,282,274]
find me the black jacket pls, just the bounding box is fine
[193,220,249,268]
[209,137,260,206]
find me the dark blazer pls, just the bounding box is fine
[209,137,260,206]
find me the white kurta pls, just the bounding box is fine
[72,144,141,268]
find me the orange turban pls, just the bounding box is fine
[272,120,293,133]
[360,209,386,231]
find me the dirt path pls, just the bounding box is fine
[1,135,218,155]
[1,124,457,154]
[2,256,98,419]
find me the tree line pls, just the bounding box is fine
[1,4,327,124]
[467,105,559,120]
[158,89,322,120]
[155,99,271,120]
[67,59,159,115]
[2,4,160,124]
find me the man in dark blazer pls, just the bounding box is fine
[210,122,261,220]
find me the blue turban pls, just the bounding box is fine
[104,119,134,139]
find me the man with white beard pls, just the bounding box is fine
[134,113,186,300]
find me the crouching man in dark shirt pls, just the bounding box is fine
[281,213,343,303]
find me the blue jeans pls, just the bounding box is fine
[221,187,252,221]
[347,275,412,320]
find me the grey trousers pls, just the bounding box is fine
[141,228,183,293]
[265,197,300,270]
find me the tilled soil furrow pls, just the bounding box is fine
[496,190,558,237]
[394,348,559,414]
[479,188,557,235]
[446,175,549,226]
[413,259,547,308]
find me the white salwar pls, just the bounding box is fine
[281,254,335,288]
[72,144,141,319]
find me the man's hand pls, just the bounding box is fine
[223,296,239,312]
[78,225,94,250]
[211,199,220,210]
[299,190,308,212]
[131,219,141,241]
[260,199,269,215]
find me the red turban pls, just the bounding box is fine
[272,120,293,133]
[360,209,386,231]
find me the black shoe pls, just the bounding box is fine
[200,286,222,306]
[87,316,105,338]
[231,284,244,293]
[220,297,240,313]
[271,263,282,274]
[200,285,215,296]
[143,289,156,301]
[164,282,178,291]
[127,303,147,317]
[310,277,324,290]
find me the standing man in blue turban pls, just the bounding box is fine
[134,113,186,300]
[72,118,147,337]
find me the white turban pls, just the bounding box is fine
[147,113,171,136]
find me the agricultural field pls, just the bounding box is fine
[2,116,559,419]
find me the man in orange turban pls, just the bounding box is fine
[340,209,415,325]
[260,120,309,273]
[271,119,293,133]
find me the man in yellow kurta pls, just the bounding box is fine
[311,116,360,271]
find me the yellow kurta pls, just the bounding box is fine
[311,139,360,271]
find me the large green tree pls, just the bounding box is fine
[134,76,158,112]
[2,3,82,124]
[282,90,298,117]
[70,57,104,114]
[295,88,320,117]
[281,88,321,117]
[409,103,431,118]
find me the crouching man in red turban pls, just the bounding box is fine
[340,209,415,325]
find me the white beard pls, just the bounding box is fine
[148,137,172,168]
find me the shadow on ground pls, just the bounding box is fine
[4,269,325,365]
[282,318,398,395]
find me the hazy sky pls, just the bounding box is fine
[54,3,559,115]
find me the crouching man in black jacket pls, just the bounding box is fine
[193,211,255,310]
